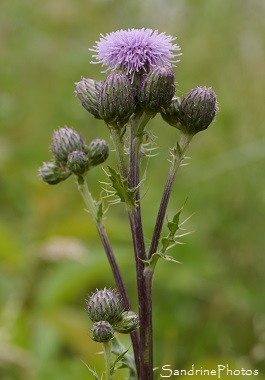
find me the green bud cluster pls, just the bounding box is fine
[39,127,109,184]
[75,65,177,127]
[87,288,139,343]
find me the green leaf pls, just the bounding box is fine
[96,200,104,224]
[111,337,137,379]
[107,166,137,207]
[144,201,190,272]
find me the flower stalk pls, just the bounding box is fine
[103,341,114,380]
[148,133,193,259]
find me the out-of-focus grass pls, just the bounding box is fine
[1,0,265,379]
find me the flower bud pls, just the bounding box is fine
[91,321,115,343]
[39,161,71,185]
[75,77,103,119]
[178,87,218,135]
[98,72,136,127]
[51,127,86,165]
[87,138,109,166]
[161,96,181,128]
[113,311,139,334]
[138,65,175,114]
[86,288,123,324]
[67,150,90,176]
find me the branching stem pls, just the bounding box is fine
[76,176,140,376]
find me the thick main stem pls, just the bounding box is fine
[148,133,193,259]
[127,112,154,380]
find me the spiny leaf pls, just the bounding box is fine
[107,166,138,207]
[96,200,104,224]
[81,361,101,380]
[143,252,181,272]
[144,201,190,272]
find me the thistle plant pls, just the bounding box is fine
[39,28,218,380]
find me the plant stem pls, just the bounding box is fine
[127,111,154,380]
[103,341,113,380]
[76,176,140,376]
[148,133,193,259]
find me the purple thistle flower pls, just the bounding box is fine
[90,28,181,82]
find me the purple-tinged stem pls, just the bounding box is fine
[127,112,154,380]
[148,133,193,259]
[76,176,140,376]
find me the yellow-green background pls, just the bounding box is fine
[1,0,265,379]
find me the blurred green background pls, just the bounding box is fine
[1,0,265,379]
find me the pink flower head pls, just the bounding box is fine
[90,28,181,81]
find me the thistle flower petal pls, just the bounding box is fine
[90,28,181,82]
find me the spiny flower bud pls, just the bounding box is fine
[113,311,139,334]
[87,138,109,166]
[91,321,115,343]
[86,288,123,324]
[75,77,103,119]
[67,150,90,176]
[51,127,86,165]
[138,65,175,114]
[161,96,181,128]
[98,72,136,127]
[39,161,71,185]
[178,87,218,135]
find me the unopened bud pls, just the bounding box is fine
[98,72,136,127]
[39,161,71,185]
[91,321,115,343]
[75,77,103,119]
[138,65,175,114]
[67,150,90,176]
[161,96,181,128]
[51,127,86,165]
[178,87,218,135]
[87,138,109,166]
[86,288,123,324]
[113,311,139,334]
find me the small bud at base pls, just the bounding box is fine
[91,321,115,343]
[113,311,139,334]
